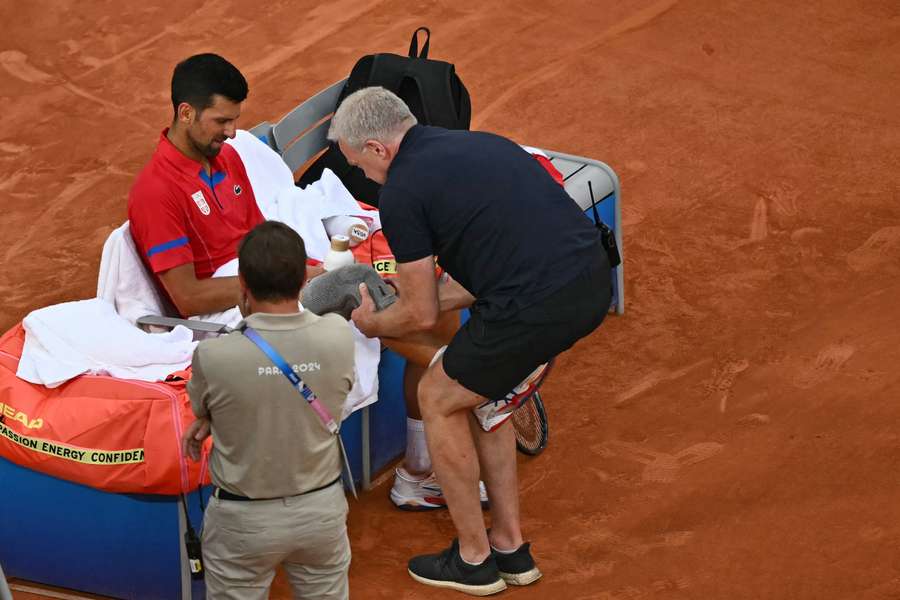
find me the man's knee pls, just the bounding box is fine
[416,365,445,419]
[417,359,482,419]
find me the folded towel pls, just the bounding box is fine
[17,298,196,388]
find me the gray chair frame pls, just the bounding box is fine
[0,562,12,600]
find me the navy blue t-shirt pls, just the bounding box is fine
[379,125,602,321]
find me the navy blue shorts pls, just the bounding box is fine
[443,243,611,399]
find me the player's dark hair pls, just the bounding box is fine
[171,53,248,113]
[238,222,307,302]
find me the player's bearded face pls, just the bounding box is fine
[189,95,241,158]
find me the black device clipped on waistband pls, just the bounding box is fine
[588,180,622,268]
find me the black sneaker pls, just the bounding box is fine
[408,539,507,596]
[493,542,542,586]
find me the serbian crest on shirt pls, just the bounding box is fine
[191,191,210,216]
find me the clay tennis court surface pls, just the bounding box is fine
[2,0,898,598]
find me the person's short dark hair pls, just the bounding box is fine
[238,222,307,302]
[171,53,248,113]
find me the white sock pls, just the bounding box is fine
[491,545,517,555]
[404,418,431,474]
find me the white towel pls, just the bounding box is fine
[96,222,168,325]
[226,130,296,208]
[226,131,381,262]
[344,325,380,417]
[17,298,196,388]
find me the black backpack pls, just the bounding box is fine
[297,27,471,206]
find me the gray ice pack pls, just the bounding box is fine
[302,263,397,320]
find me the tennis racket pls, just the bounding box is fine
[512,391,548,456]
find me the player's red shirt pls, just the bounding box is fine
[128,129,264,284]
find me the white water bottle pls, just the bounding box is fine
[323,235,355,271]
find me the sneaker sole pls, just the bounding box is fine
[408,570,508,596]
[391,495,491,512]
[392,498,492,511]
[394,501,447,511]
[499,567,542,586]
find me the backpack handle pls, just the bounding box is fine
[408,26,430,59]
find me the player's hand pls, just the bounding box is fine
[305,263,325,282]
[350,283,378,337]
[182,417,211,462]
[299,264,326,305]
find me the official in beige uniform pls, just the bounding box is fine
[183,221,355,600]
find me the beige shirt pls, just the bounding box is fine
[187,311,354,498]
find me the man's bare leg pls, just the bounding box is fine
[382,313,449,480]
[381,308,460,367]
[392,335,492,513]
[404,363,425,421]
[384,310,457,508]
[401,361,430,477]
[418,356,492,563]
[469,417,523,552]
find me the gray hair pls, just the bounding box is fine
[327,87,417,150]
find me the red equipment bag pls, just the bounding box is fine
[0,323,209,494]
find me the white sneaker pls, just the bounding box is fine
[390,468,490,511]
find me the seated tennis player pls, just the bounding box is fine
[331,87,612,596]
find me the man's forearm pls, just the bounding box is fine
[162,271,242,317]
[366,296,437,339]
[159,262,242,317]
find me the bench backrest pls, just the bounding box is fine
[250,79,348,174]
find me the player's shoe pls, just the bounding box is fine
[493,542,542,586]
[472,360,554,432]
[390,468,489,511]
[408,539,507,596]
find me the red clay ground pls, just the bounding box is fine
[2,1,899,598]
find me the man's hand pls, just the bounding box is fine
[181,417,211,462]
[349,257,440,338]
[351,283,379,337]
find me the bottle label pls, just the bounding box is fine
[350,226,368,241]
